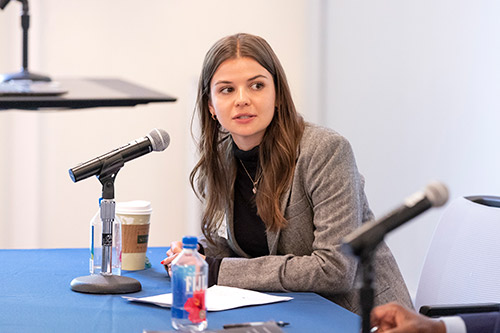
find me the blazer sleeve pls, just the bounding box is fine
[460,312,500,333]
[198,233,237,258]
[216,127,368,294]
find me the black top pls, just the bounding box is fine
[204,143,269,286]
[233,144,269,257]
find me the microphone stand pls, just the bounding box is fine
[343,233,384,333]
[70,154,141,294]
[358,246,376,333]
[1,0,51,82]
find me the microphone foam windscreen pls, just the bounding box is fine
[425,181,449,207]
[148,128,170,151]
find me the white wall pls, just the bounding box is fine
[0,0,313,249]
[324,0,500,298]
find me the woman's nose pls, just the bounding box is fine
[235,87,250,107]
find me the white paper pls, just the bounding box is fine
[123,285,293,311]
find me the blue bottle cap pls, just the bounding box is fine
[182,236,198,249]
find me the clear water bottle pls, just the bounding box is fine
[171,236,208,331]
[89,209,122,276]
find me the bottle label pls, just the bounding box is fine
[172,265,207,323]
[90,225,95,260]
[102,233,112,246]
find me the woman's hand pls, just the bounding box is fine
[161,241,206,276]
[166,241,183,258]
[161,241,183,276]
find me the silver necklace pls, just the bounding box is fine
[239,159,262,194]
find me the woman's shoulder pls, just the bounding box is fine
[296,122,359,183]
[301,122,352,154]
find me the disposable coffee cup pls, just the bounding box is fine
[116,200,152,271]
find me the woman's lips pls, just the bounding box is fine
[233,114,256,123]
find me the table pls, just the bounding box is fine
[0,248,360,332]
[0,78,176,110]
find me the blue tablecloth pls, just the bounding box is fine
[0,248,359,332]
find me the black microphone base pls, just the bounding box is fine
[70,274,141,294]
[1,70,51,82]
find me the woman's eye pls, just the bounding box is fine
[251,82,264,90]
[220,87,233,94]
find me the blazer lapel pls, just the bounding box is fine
[267,182,292,255]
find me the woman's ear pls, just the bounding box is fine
[208,99,215,117]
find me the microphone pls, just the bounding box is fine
[69,128,170,182]
[342,181,449,256]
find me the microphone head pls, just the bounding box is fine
[425,181,449,207]
[147,128,170,151]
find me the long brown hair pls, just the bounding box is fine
[190,33,304,243]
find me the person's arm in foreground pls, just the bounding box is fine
[371,302,446,333]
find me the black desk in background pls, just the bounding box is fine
[0,248,360,333]
[0,78,176,110]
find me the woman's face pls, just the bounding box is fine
[208,57,276,151]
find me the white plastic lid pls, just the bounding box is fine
[116,200,152,215]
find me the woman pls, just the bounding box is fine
[163,33,412,315]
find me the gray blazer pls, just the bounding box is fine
[199,123,413,314]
